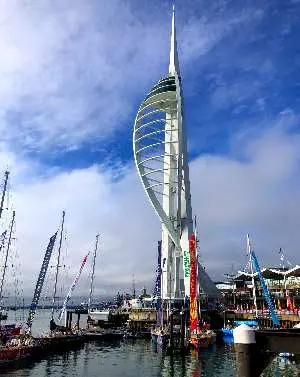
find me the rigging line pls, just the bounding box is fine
[0,171,9,220]
[0,210,15,309]
[88,234,100,312]
[51,210,65,321]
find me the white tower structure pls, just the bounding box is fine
[133,7,218,302]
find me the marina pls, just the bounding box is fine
[0,310,300,377]
[0,2,299,377]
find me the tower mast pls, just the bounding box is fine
[88,234,100,312]
[51,210,65,321]
[133,5,217,307]
[0,171,9,220]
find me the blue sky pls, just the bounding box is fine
[0,0,300,296]
[2,0,299,167]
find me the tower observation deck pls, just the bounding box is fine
[133,7,218,303]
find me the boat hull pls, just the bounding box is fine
[221,328,233,337]
[198,333,216,349]
[0,345,37,365]
[190,332,217,350]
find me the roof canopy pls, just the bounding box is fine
[235,265,300,281]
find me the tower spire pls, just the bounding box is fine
[169,5,180,76]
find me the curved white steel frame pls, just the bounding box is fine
[133,8,193,301]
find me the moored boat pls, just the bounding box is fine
[221,320,259,338]
[151,325,170,347]
[197,330,216,349]
[0,335,40,365]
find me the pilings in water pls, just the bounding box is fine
[233,325,273,377]
[169,311,174,349]
[65,311,81,329]
[233,324,257,377]
[180,309,185,350]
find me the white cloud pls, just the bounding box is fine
[0,0,170,152]
[191,112,300,276]
[0,1,269,154]
[1,112,299,298]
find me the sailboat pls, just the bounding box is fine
[151,241,170,347]
[189,231,216,350]
[45,212,85,343]
[0,226,58,366]
[86,235,112,326]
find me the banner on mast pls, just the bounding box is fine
[58,251,90,321]
[183,249,190,297]
[189,234,198,345]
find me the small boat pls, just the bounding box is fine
[221,320,259,338]
[151,326,169,347]
[197,330,216,349]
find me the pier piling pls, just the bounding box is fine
[233,324,259,377]
[180,309,185,350]
[169,311,174,349]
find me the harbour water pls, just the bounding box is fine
[1,310,300,376]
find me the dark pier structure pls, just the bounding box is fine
[234,325,300,377]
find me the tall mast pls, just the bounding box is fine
[0,171,9,220]
[194,215,201,318]
[88,234,99,312]
[0,210,15,308]
[247,234,258,317]
[51,210,65,321]
[0,231,7,254]
[132,274,136,299]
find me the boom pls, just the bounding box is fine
[58,251,90,321]
[27,232,58,330]
[250,250,280,326]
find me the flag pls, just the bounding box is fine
[189,234,198,346]
[58,251,90,321]
[277,299,281,311]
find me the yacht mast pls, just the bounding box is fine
[132,274,136,299]
[0,171,9,220]
[88,234,99,312]
[194,215,201,319]
[51,210,65,321]
[0,210,15,308]
[247,234,258,317]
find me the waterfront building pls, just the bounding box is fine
[218,264,300,316]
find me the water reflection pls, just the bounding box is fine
[0,337,300,376]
